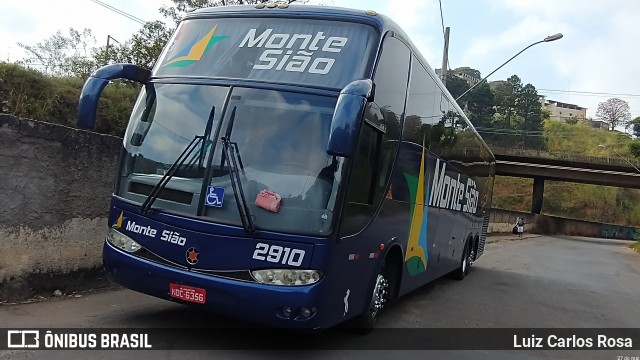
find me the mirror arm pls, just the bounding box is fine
[76,63,151,129]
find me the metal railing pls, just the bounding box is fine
[490,146,640,169]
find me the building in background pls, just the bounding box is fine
[435,68,481,86]
[540,96,587,122]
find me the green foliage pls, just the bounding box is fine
[17,28,99,78]
[492,176,532,212]
[126,21,173,69]
[631,116,640,138]
[477,75,546,149]
[629,141,640,159]
[0,62,139,136]
[444,74,468,103]
[466,82,495,128]
[565,116,579,125]
[545,120,634,156]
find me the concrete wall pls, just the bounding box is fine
[0,114,121,300]
[488,208,537,234]
[536,214,638,240]
[489,208,639,240]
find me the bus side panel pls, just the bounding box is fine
[319,198,407,325]
[389,142,453,296]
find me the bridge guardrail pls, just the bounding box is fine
[489,146,640,169]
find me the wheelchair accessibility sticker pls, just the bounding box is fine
[205,186,225,208]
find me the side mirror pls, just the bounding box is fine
[77,63,151,129]
[327,79,375,158]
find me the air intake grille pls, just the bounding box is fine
[477,214,490,258]
[129,182,193,204]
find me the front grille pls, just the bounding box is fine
[135,247,255,282]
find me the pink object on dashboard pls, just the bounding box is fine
[255,190,282,213]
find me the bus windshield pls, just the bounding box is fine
[118,83,344,236]
[153,17,378,89]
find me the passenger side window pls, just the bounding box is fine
[339,36,410,237]
[403,57,441,148]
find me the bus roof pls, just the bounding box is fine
[186,4,409,42]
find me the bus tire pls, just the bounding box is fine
[453,241,470,281]
[350,258,391,334]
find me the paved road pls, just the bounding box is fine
[1,235,639,359]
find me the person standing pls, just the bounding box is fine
[516,217,525,237]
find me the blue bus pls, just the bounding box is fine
[77,4,495,332]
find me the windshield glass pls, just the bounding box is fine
[153,17,378,89]
[117,83,343,236]
[204,87,341,235]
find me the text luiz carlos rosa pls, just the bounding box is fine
[514,334,633,349]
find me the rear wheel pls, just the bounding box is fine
[351,260,390,334]
[453,241,471,280]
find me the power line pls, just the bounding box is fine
[539,89,640,98]
[87,0,146,25]
[438,0,445,38]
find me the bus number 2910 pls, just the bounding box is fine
[252,243,305,267]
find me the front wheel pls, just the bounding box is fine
[350,260,390,334]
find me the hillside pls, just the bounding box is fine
[492,120,640,227]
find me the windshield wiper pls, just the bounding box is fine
[221,106,256,234]
[185,106,216,170]
[140,106,215,214]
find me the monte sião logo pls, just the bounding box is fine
[163,24,229,68]
[239,28,349,75]
[112,212,126,230]
[428,158,480,214]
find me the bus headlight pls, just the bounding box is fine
[251,269,323,286]
[107,229,142,253]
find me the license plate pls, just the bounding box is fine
[169,283,206,304]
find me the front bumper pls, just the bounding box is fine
[103,241,327,329]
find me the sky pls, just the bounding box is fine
[1,0,639,120]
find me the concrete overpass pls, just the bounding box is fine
[492,147,640,214]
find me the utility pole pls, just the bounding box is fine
[440,26,450,86]
[105,35,120,66]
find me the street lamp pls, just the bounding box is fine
[455,33,563,101]
[598,144,640,173]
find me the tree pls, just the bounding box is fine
[596,98,631,131]
[630,141,640,159]
[489,75,546,149]
[444,74,468,105]
[17,28,98,77]
[630,116,640,138]
[466,82,495,129]
[128,21,173,69]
